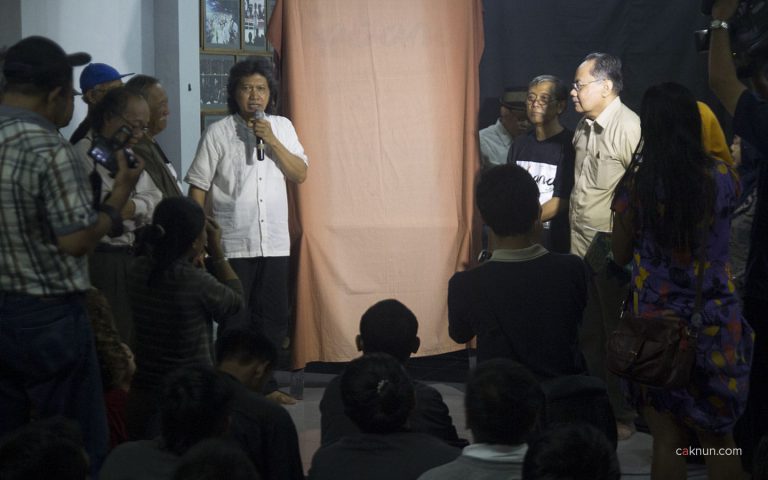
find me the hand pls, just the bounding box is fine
[248,117,278,147]
[711,0,739,20]
[204,216,224,258]
[112,149,144,192]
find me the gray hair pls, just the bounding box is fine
[528,75,569,102]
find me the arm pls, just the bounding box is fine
[251,118,308,183]
[708,0,747,115]
[541,197,567,223]
[127,171,162,224]
[611,209,634,266]
[447,274,476,344]
[188,185,208,209]
[57,151,143,257]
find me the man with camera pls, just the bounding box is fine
[708,0,768,470]
[0,36,144,472]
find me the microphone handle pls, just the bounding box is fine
[257,138,265,161]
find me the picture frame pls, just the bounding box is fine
[202,0,241,51]
[266,0,277,51]
[201,112,228,132]
[243,0,267,51]
[200,54,235,110]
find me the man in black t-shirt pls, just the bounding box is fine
[508,75,575,253]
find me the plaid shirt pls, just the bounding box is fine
[0,105,97,295]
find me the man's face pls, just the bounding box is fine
[500,105,529,137]
[235,73,270,118]
[103,97,150,147]
[83,79,122,107]
[54,83,77,128]
[571,59,608,119]
[526,81,562,126]
[145,83,170,136]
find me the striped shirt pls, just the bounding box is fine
[0,106,97,295]
[128,256,243,391]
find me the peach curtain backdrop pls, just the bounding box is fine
[268,0,484,367]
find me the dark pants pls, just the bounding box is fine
[89,248,135,347]
[0,291,109,474]
[227,256,291,362]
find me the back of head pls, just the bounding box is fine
[477,164,540,237]
[522,423,620,480]
[125,74,161,97]
[215,327,277,367]
[226,57,278,115]
[340,353,415,434]
[2,36,89,96]
[634,82,713,252]
[143,197,205,284]
[90,85,146,133]
[359,299,419,362]
[583,52,623,94]
[465,359,543,445]
[0,417,88,480]
[159,365,235,455]
[173,439,261,480]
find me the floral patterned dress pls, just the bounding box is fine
[612,159,754,433]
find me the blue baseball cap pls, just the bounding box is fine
[79,63,133,93]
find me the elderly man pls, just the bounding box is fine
[479,87,528,169]
[568,52,641,441]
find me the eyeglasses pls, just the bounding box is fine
[118,114,149,135]
[526,94,557,105]
[571,79,603,92]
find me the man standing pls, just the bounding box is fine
[0,36,142,471]
[479,87,528,169]
[508,75,575,253]
[70,62,133,144]
[708,0,768,469]
[126,74,183,198]
[185,58,308,402]
[568,52,641,440]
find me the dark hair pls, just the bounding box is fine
[465,359,543,445]
[215,327,277,367]
[477,164,540,236]
[159,365,234,455]
[173,439,261,480]
[0,417,89,480]
[620,82,715,253]
[143,197,206,285]
[529,75,569,103]
[583,52,623,94]
[523,423,620,480]
[125,74,161,97]
[226,57,279,115]
[340,353,415,434]
[359,299,418,362]
[90,86,146,133]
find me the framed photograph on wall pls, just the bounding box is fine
[266,0,277,51]
[200,54,235,110]
[243,0,267,51]
[202,0,241,50]
[201,112,228,132]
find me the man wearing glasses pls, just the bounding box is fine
[507,75,574,254]
[479,87,529,169]
[568,52,641,441]
[70,62,133,145]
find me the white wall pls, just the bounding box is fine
[15,0,200,180]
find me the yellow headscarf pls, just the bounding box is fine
[698,101,733,165]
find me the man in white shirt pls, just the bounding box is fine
[568,52,641,440]
[479,87,528,169]
[186,58,308,403]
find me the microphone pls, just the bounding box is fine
[253,109,266,161]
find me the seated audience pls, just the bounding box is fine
[0,417,89,480]
[448,164,588,378]
[308,353,460,480]
[125,197,243,439]
[74,86,162,347]
[522,423,620,480]
[215,328,304,480]
[320,299,464,447]
[418,359,544,480]
[173,439,261,480]
[101,365,235,479]
[86,288,136,449]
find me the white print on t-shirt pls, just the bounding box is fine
[517,160,558,203]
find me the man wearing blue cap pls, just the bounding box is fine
[70,62,133,144]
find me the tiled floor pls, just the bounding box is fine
[276,370,709,479]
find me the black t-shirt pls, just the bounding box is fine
[733,91,768,301]
[508,129,575,253]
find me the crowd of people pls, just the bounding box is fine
[0,0,767,478]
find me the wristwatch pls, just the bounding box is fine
[710,19,729,31]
